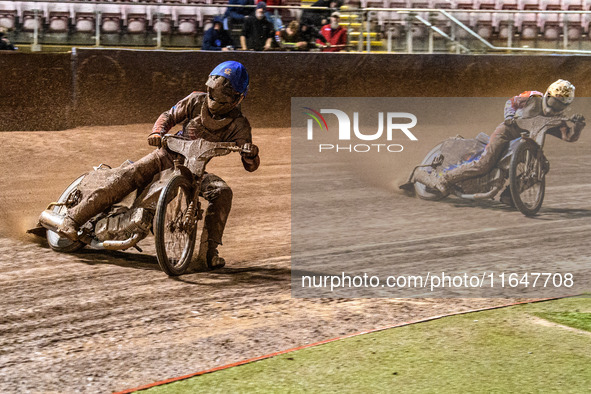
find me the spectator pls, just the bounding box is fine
[300,20,327,50]
[202,16,234,51]
[0,27,15,51]
[276,21,308,51]
[223,0,254,31]
[301,0,342,29]
[241,2,275,51]
[317,12,347,52]
[257,0,283,31]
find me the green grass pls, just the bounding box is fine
[143,296,591,393]
[533,311,591,333]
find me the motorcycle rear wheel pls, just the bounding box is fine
[47,175,87,253]
[509,141,545,216]
[154,175,198,276]
[415,142,449,201]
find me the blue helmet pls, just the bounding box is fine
[209,61,249,97]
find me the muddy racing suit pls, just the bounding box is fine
[67,92,259,246]
[442,91,583,186]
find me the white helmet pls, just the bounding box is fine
[543,79,575,115]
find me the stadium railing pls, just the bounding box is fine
[2,0,591,54]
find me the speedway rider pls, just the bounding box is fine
[416,79,585,203]
[54,61,260,269]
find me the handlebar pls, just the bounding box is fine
[162,134,251,155]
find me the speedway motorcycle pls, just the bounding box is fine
[30,135,247,276]
[399,115,579,216]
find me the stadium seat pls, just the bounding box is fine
[382,1,409,39]
[0,2,17,30]
[562,0,584,8]
[496,0,518,9]
[492,11,517,39]
[538,13,560,39]
[73,3,97,34]
[538,0,561,39]
[518,0,541,8]
[361,0,387,6]
[494,0,519,38]
[451,12,474,38]
[96,4,123,33]
[450,0,476,34]
[473,12,494,38]
[561,0,583,39]
[198,5,224,28]
[404,0,429,38]
[386,0,410,5]
[19,2,45,32]
[474,0,497,10]
[175,6,199,34]
[454,0,477,9]
[151,5,173,33]
[516,12,538,38]
[474,0,497,8]
[428,1,453,36]
[539,0,561,8]
[473,0,496,39]
[47,3,74,33]
[124,5,148,33]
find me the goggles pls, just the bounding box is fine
[545,95,569,112]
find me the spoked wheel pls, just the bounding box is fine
[509,141,546,216]
[414,142,449,201]
[47,175,86,253]
[155,175,198,276]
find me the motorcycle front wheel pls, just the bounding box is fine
[154,175,198,276]
[509,141,545,216]
[47,175,87,253]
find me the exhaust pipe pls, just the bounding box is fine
[41,210,143,251]
[91,233,142,251]
[38,210,65,233]
[453,186,501,200]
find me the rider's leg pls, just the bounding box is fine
[427,123,513,194]
[58,148,174,240]
[200,173,233,269]
[443,124,512,184]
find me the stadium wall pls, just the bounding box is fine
[2,49,591,131]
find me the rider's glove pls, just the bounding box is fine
[572,113,586,124]
[504,116,517,127]
[241,143,259,160]
[148,132,162,147]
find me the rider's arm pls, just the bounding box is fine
[547,120,584,143]
[559,123,583,142]
[230,117,260,172]
[151,92,199,136]
[504,91,543,120]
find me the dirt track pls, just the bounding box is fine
[0,124,588,392]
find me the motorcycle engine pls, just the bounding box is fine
[95,207,153,241]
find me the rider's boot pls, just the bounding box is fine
[414,169,450,195]
[206,240,226,270]
[432,173,450,195]
[57,215,80,241]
